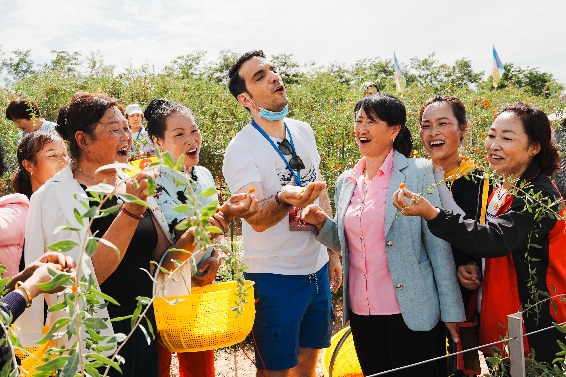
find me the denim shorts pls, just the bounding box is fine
[245,263,333,370]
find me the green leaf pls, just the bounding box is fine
[145,316,155,339]
[175,219,191,231]
[94,237,120,258]
[199,187,217,198]
[147,174,156,197]
[47,239,78,252]
[206,226,223,234]
[37,317,71,344]
[110,315,133,322]
[60,351,80,377]
[83,317,109,330]
[83,206,100,218]
[93,289,120,306]
[84,364,103,377]
[36,272,73,291]
[118,193,149,207]
[162,151,176,168]
[85,237,98,257]
[201,201,219,218]
[175,153,185,171]
[131,302,143,328]
[86,353,122,372]
[34,355,70,372]
[172,204,192,214]
[138,324,151,345]
[73,208,84,226]
[100,204,121,217]
[47,301,67,312]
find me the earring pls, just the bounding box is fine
[29,171,33,176]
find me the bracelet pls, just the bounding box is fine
[274,191,291,207]
[121,206,144,221]
[15,282,32,308]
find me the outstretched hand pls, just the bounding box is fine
[218,192,259,222]
[392,187,440,220]
[279,182,327,208]
[298,204,328,230]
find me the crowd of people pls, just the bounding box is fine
[0,49,565,377]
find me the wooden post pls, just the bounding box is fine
[508,312,525,377]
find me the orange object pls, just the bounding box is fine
[399,183,406,189]
[248,187,256,193]
[139,158,153,170]
[71,285,78,293]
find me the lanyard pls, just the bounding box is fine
[251,119,301,186]
[131,127,144,151]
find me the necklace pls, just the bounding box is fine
[75,166,100,184]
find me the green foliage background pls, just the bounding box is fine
[1,50,564,200]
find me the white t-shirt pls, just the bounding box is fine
[222,118,328,275]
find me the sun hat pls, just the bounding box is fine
[125,103,143,116]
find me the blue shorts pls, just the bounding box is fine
[245,263,333,371]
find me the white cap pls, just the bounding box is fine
[125,103,143,116]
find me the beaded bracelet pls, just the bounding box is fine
[274,191,292,207]
[121,206,144,221]
[15,282,33,308]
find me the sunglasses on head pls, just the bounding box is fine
[277,139,305,171]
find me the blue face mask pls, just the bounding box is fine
[258,104,289,121]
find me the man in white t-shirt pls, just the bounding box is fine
[223,50,342,377]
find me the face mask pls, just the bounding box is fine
[244,95,289,121]
[259,104,288,121]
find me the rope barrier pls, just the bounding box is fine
[361,320,566,376]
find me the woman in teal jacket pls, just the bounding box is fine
[300,94,464,377]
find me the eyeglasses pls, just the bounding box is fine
[278,139,305,171]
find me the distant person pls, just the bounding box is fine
[223,50,341,377]
[361,82,380,96]
[5,98,57,140]
[126,103,154,159]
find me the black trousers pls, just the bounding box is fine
[349,311,446,377]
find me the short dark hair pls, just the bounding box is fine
[5,98,41,121]
[496,102,560,176]
[56,92,121,161]
[12,131,62,198]
[227,50,266,99]
[144,99,195,142]
[354,94,413,157]
[419,95,468,132]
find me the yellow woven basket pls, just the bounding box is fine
[323,326,363,377]
[154,280,255,353]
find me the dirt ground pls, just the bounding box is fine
[166,297,489,376]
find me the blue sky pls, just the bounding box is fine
[1,0,565,85]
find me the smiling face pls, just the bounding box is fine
[420,102,465,172]
[26,138,69,192]
[237,56,288,113]
[154,112,201,172]
[82,106,132,166]
[485,112,540,180]
[354,108,400,159]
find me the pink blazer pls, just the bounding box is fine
[0,194,29,277]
